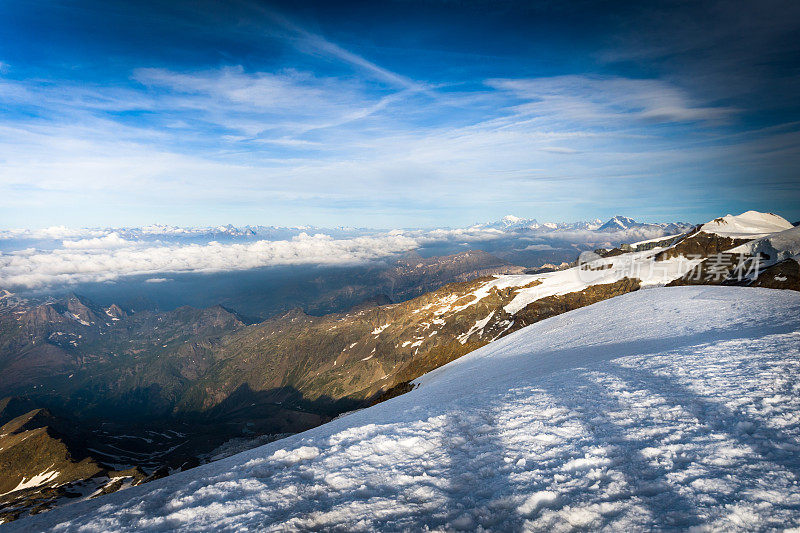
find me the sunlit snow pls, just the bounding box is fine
[699,211,793,239]
[11,286,800,531]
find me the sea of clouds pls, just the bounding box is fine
[0,222,687,290]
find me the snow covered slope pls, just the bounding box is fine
[700,211,793,238]
[10,286,800,532]
[728,225,800,267]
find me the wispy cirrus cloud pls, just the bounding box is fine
[249,3,432,95]
[1,1,797,228]
[0,63,785,227]
[486,76,737,126]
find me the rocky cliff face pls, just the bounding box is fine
[655,227,752,260]
[750,258,800,291]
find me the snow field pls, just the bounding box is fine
[10,286,800,532]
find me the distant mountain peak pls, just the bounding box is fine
[477,215,539,230]
[597,216,638,231]
[501,215,524,224]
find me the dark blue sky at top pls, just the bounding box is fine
[5,1,597,75]
[1,0,799,228]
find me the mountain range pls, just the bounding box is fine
[0,211,797,523]
[1,215,690,244]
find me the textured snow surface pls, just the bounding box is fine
[11,287,800,532]
[699,211,793,238]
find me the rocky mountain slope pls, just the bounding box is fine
[663,212,797,287]
[0,210,797,522]
[11,286,800,531]
[0,294,246,394]
[0,404,153,523]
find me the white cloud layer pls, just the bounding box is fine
[0,233,419,289]
[61,232,131,249]
[0,219,691,289]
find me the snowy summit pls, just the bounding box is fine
[13,286,800,532]
[700,211,794,239]
[597,216,638,232]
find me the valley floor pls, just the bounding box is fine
[9,286,800,532]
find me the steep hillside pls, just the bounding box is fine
[12,286,800,531]
[0,407,152,523]
[0,296,246,394]
[172,275,641,415]
[751,256,800,290]
[1,211,796,521]
[1,214,790,425]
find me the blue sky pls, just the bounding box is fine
[1,0,799,228]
